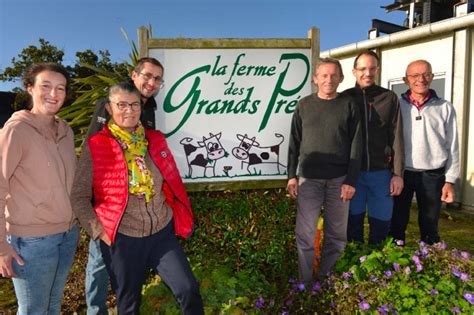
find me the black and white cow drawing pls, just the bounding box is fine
[180,132,227,178]
[232,133,286,175]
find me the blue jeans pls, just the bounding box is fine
[348,170,393,244]
[9,225,79,315]
[390,169,445,244]
[86,239,109,315]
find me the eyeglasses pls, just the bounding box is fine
[406,72,434,80]
[139,72,165,88]
[111,101,141,111]
[355,66,379,73]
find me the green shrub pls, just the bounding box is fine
[258,239,473,314]
[185,190,298,282]
[141,264,269,314]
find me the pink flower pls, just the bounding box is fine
[412,255,420,264]
[359,301,370,311]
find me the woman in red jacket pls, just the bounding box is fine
[71,82,203,315]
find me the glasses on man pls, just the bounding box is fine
[139,72,165,88]
[406,72,434,80]
[112,101,141,111]
[355,66,379,73]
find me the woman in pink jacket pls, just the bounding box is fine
[0,62,78,314]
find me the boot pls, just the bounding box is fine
[347,213,365,243]
[368,217,390,244]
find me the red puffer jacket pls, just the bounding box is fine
[88,125,193,243]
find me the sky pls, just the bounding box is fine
[0,0,406,91]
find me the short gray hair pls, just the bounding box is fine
[108,82,141,100]
[316,58,344,77]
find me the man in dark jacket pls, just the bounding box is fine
[84,57,164,314]
[342,50,404,245]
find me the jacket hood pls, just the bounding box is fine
[4,110,70,141]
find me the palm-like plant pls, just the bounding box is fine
[58,26,148,148]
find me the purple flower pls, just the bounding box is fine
[429,289,439,295]
[412,255,420,264]
[359,292,365,300]
[313,282,321,291]
[385,270,392,277]
[255,296,265,309]
[393,263,400,272]
[416,264,423,272]
[460,273,470,282]
[463,292,474,305]
[359,301,370,311]
[461,251,470,259]
[452,269,461,277]
[451,306,461,313]
[370,275,379,282]
[395,239,404,246]
[289,277,296,284]
[419,241,426,247]
[343,283,350,289]
[404,266,411,275]
[282,312,289,315]
[285,298,293,306]
[421,247,429,258]
[342,272,352,279]
[330,300,335,308]
[297,282,306,291]
[377,305,389,314]
[437,241,447,250]
[360,255,367,263]
[381,281,388,287]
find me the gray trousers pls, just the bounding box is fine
[295,176,349,282]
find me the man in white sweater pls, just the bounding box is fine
[389,59,459,244]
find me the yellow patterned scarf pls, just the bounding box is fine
[108,120,155,202]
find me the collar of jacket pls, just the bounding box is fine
[401,89,440,104]
[143,95,157,109]
[354,83,381,93]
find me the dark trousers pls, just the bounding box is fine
[390,169,445,244]
[100,221,204,315]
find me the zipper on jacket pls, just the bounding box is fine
[362,89,370,170]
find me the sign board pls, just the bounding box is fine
[141,33,319,190]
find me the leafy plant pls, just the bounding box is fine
[258,239,474,314]
[141,264,269,314]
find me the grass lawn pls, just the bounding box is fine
[0,204,473,313]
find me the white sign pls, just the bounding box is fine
[149,48,311,183]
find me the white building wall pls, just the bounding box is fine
[380,35,453,98]
[462,30,474,208]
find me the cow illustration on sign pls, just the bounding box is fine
[180,132,227,177]
[232,133,286,175]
